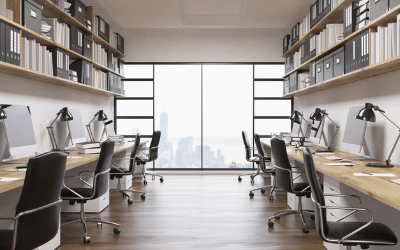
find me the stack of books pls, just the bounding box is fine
[108,134,124,145]
[76,141,101,154]
[41,21,52,40]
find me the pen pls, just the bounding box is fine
[362,172,373,175]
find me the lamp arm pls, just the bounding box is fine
[87,113,99,127]
[328,124,340,150]
[46,112,62,150]
[379,111,400,130]
[325,114,340,128]
[49,112,61,128]
[86,124,95,142]
[386,131,400,165]
[66,121,73,145]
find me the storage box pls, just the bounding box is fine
[289,71,298,93]
[69,24,83,54]
[390,0,400,9]
[310,61,316,86]
[283,77,290,95]
[283,34,290,54]
[370,0,388,21]
[83,36,92,60]
[291,22,300,45]
[22,0,43,34]
[323,52,334,81]
[115,33,124,54]
[96,15,110,42]
[315,58,324,84]
[66,0,86,25]
[300,38,310,65]
[69,59,93,85]
[333,47,345,78]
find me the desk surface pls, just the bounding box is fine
[261,140,400,211]
[0,141,148,194]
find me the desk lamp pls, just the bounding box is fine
[310,108,340,152]
[356,103,398,168]
[47,107,74,152]
[86,110,109,142]
[290,110,310,137]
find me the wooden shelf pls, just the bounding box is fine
[92,62,124,78]
[284,54,400,97]
[283,62,310,78]
[0,61,124,97]
[92,33,124,58]
[282,0,352,58]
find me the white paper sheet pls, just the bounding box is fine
[0,177,22,181]
[354,173,396,177]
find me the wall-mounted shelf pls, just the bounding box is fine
[0,61,123,97]
[284,54,400,97]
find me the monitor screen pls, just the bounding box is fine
[342,106,367,153]
[308,118,325,144]
[1,104,38,158]
[291,122,301,137]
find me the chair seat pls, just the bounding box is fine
[61,188,93,199]
[292,182,311,194]
[248,157,272,163]
[135,158,150,164]
[110,168,131,175]
[0,229,13,250]
[326,221,398,246]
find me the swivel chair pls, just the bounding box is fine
[0,152,67,250]
[135,130,163,184]
[110,133,146,204]
[267,137,315,233]
[249,133,276,200]
[303,147,397,249]
[61,139,120,244]
[238,131,271,185]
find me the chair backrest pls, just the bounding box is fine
[254,133,265,158]
[129,133,141,172]
[15,151,67,250]
[148,130,161,162]
[303,147,328,239]
[270,137,293,192]
[93,139,115,198]
[242,131,251,160]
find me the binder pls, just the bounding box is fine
[317,0,324,22]
[283,77,290,95]
[49,48,64,78]
[106,49,113,69]
[13,27,20,66]
[300,38,310,65]
[323,0,331,17]
[0,22,5,62]
[310,34,317,59]
[356,11,369,24]
[310,61,316,85]
[344,3,357,37]
[345,39,351,73]
[356,3,370,16]
[364,30,370,67]
[69,59,93,85]
[283,34,290,53]
[353,0,369,9]
[390,0,400,10]
[68,24,83,54]
[5,24,13,64]
[291,23,300,45]
[289,72,298,93]
[310,1,318,28]
[370,0,388,21]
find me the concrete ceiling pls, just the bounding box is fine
[84,0,315,29]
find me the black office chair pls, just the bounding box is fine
[0,152,67,250]
[267,137,315,233]
[110,133,146,204]
[135,130,163,184]
[61,139,120,244]
[238,131,271,185]
[249,133,276,200]
[303,148,397,250]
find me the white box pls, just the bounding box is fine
[110,174,132,190]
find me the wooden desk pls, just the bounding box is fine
[0,141,148,194]
[261,140,400,211]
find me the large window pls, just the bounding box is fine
[117,63,290,170]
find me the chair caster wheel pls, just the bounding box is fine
[268,221,274,228]
[83,236,90,244]
[160,177,164,182]
[141,194,146,199]
[302,227,309,233]
[249,192,254,197]
[311,214,315,221]
[144,180,147,185]
[152,176,155,180]
[127,199,133,204]
[238,177,242,181]
[261,189,266,193]
[97,222,102,227]
[113,227,121,234]
[269,196,274,201]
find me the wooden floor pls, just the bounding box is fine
[59,174,324,250]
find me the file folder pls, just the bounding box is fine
[0,22,5,62]
[5,24,13,64]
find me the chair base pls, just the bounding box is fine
[238,162,269,184]
[134,166,164,184]
[110,175,146,203]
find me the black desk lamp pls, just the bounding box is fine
[0,108,6,120]
[356,103,398,168]
[47,107,74,152]
[310,108,340,152]
[86,110,109,142]
[290,110,310,137]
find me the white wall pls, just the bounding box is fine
[296,69,400,165]
[121,28,287,62]
[0,73,114,155]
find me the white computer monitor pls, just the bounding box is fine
[342,106,368,154]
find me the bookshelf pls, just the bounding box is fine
[283,1,400,97]
[1,0,126,97]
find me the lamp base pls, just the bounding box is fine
[315,147,334,153]
[366,163,394,168]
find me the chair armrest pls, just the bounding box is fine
[62,183,84,199]
[0,217,14,221]
[324,194,363,208]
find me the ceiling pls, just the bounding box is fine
[84,0,315,29]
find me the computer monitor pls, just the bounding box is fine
[0,104,38,162]
[342,106,369,155]
[308,118,325,144]
[291,122,301,137]
[301,117,312,138]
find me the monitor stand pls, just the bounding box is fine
[315,131,334,152]
[347,138,372,161]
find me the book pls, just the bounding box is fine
[78,147,101,154]
[76,141,100,149]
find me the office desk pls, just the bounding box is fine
[261,141,400,212]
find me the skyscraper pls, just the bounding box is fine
[160,112,168,153]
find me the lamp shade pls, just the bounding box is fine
[356,103,376,122]
[97,110,108,121]
[290,111,301,124]
[60,107,73,121]
[0,108,6,120]
[310,108,323,121]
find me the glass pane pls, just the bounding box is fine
[254,81,283,97]
[254,64,285,79]
[154,65,201,169]
[254,119,291,136]
[203,65,253,169]
[124,64,153,79]
[123,81,153,97]
[116,100,153,116]
[254,100,291,116]
[116,119,153,135]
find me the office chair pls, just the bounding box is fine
[249,133,276,200]
[135,130,163,184]
[267,137,315,233]
[238,131,271,185]
[110,133,146,204]
[61,139,120,244]
[0,152,67,250]
[302,148,397,249]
